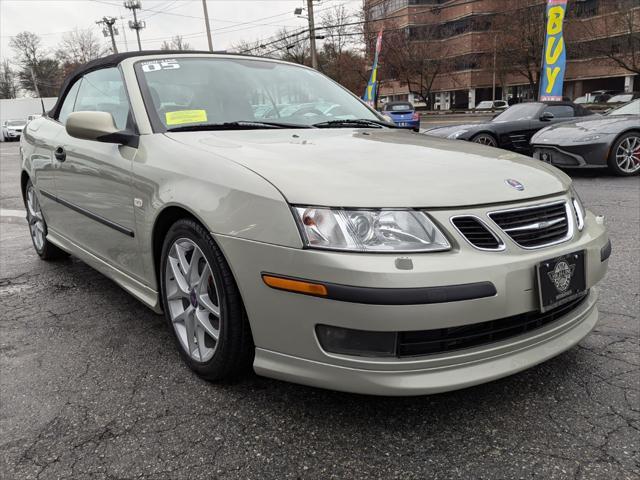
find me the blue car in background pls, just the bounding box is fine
[381,101,420,131]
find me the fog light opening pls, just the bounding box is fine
[315,324,397,357]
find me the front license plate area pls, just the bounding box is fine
[536,250,586,312]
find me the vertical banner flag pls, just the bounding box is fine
[540,0,568,101]
[363,30,383,107]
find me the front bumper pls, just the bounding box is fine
[532,141,611,168]
[215,195,609,395]
[4,130,21,139]
[392,119,420,130]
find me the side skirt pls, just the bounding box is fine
[47,228,162,313]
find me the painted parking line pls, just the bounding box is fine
[1,209,26,218]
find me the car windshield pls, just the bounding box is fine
[607,99,640,116]
[607,94,634,103]
[7,120,25,126]
[492,103,541,122]
[135,57,381,130]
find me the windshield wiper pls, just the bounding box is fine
[166,120,313,132]
[312,118,394,129]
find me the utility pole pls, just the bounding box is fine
[202,0,213,52]
[124,0,145,51]
[306,0,318,69]
[97,17,119,54]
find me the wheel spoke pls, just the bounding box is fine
[187,247,203,286]
[174,243,191,277]
[168,256,190,296]
[199,293,220,317]
[196,308,219,340]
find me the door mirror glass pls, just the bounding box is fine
[540,111,555,121]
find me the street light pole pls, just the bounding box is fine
[306,0,318,69]
[202,0,213,52]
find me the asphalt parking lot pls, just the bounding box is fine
[1,140,638,480]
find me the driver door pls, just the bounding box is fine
[52,67,144,281]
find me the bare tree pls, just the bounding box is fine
[161,35,192,51]
[320,4,353,58]
[0,60,17,99]
[10,31,62,97]
[495,1,546,97]
[383,29,446,107]
[574,0,640,75]
[55,28,108,67]
[272,28,310,65]
[231,38,265,56]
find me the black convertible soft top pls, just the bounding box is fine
[49,50,214,118]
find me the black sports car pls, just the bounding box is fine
[531,99,640,176]
[424,101,594,155]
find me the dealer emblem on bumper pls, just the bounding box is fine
[548,260,576,292]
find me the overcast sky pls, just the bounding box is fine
[1,0,360,62]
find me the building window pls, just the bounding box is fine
[571,0,599,18]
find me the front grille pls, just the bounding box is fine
[451,216,503,250]
[396,292,588,357]
[489,201,570,248]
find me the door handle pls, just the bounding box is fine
[54,146,66,162]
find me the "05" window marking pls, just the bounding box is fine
[142,59,180,72]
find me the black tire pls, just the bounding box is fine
[608,131,640,176]
[160,218,254,381]
[24,179,69,260]
[471,133,498,147]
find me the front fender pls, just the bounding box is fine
[132,134,303,286]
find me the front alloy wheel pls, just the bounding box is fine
[471,133,498,147]
[610,132,640,176]
[160,219,253,380]
[165,238,220,362]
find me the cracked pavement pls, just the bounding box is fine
[1,141,638,479]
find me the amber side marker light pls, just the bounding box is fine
[262,274,328,297]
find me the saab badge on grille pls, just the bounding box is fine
[505,178,525,191]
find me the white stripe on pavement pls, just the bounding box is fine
[1,209,26,218]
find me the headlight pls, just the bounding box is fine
[573,134,602,142]
[570,187,585,231]
[293,207,451,252]
[447,129,468,139]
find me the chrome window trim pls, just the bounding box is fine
[449,214,506,252]
[487,199,574,250]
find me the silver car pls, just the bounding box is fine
[20,52,610,396]
[2,119,27,141]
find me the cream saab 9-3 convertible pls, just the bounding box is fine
[20,52,610,396]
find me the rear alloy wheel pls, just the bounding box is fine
[609,132,640,176]
[471,133,498,147]
[160,219,253,380]
[25,180,68,260]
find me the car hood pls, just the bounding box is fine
[165,129,569,208]
[424,123,487,138]
[532,115,637,143]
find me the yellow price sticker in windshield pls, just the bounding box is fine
[165,110,207,126]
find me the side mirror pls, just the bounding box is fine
[539,111,555,121]
[66,111,138,148]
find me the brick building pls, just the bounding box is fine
[364,0,639,109]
